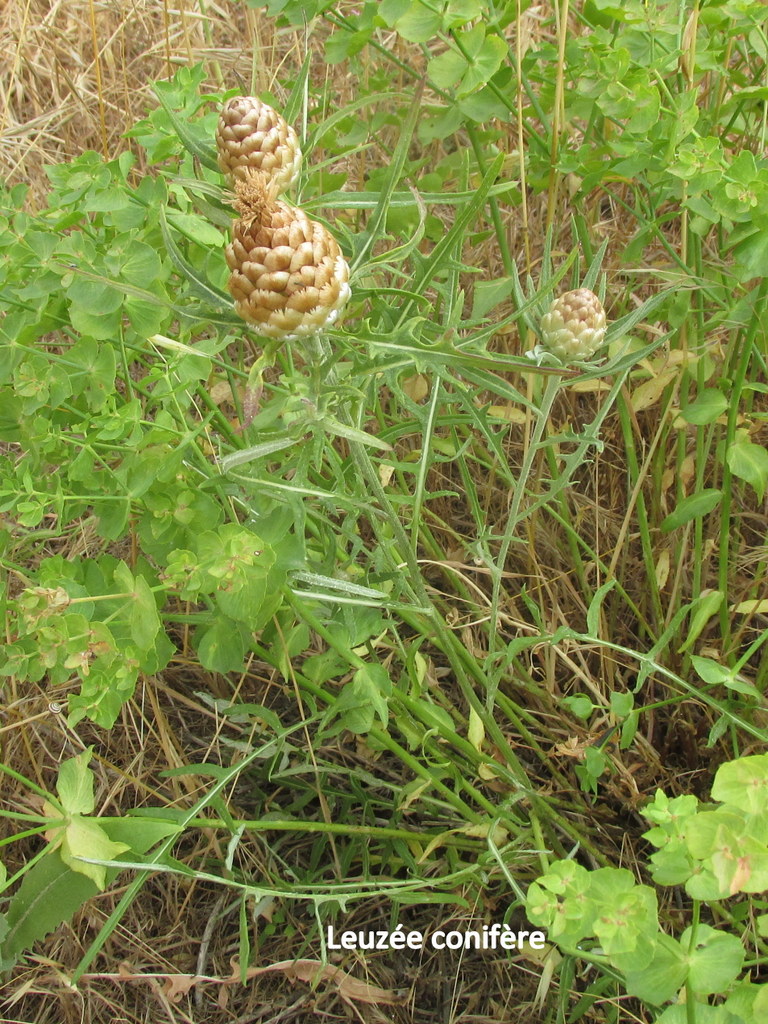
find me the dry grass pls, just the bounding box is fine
[0,0,312,202]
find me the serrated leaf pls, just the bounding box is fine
[0,853,98,967]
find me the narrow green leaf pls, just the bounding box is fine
[678,591,724,654]
[282,51,311,126]
[661,489,722,532]
[159,205,231,308]
[320,415,393,451]
[397,152,505,327]
[586,579,616,636]
[351,82,424,274]
[165,210,226,248]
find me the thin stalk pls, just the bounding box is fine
[718,278,768,651]
[489,373,561,642]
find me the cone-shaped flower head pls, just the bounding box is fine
[539,289,607,362]
[225,177,351,340]
[216,96,301,193]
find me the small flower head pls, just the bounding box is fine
[216,96,302,193]
[539,288,607,363]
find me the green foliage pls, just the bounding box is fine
[3,0,768,1015]
[528,754,768,1018]
[0,751,181,970]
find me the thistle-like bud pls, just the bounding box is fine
[539,289,607,362]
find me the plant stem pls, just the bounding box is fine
[489,372,561,643]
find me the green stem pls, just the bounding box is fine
[489,373,561,642]
[718,278,768,652]
[686,900,701,1024]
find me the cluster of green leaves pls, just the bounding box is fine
[3,1,768,1015]
[558,0,768,280]
[645,755,768,902]
[0,750,181,971]
[0,68,314,727]
[527,754,768,1022]
[3,557,171,727]
[264,0,768,275]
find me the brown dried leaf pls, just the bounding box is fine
[163,974,200,1001]
[103,957,408,1008]
[230,958,408,1006]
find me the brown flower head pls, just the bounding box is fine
[226,177,350,340]
[216,96,301,193]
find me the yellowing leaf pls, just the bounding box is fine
[402,373,429,402]
[60,816,130,889]
[732,599,768,615]
[468,707,485,752]
[487,404,527,423]
[631,368,677,412]
[571,379,611,393]
[397,778,432,811]
[655,548,670,589]
[56,748,96,815]
[419,821,508,861]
